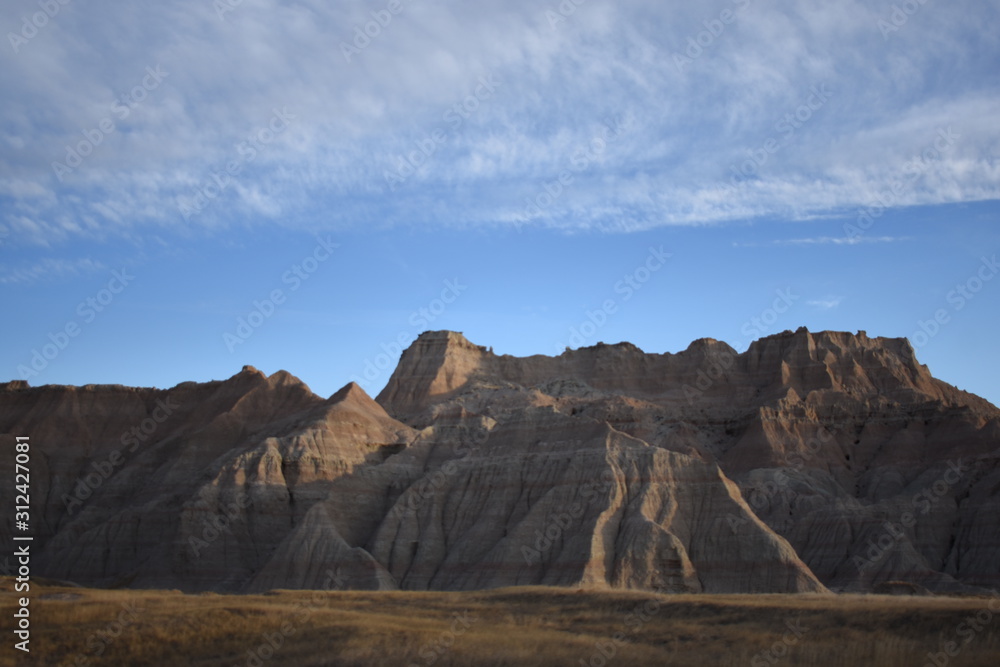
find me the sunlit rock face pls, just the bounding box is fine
[3,327,998,594]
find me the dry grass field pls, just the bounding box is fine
[3,578,999,666]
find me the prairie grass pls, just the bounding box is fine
[2,579,999,666]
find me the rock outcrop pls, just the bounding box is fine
[2,328,998,595]
[0,369,416,591]
[377,329,1000,594]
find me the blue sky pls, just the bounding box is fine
[1,0,998,406]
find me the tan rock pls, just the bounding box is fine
[2,327,997,595]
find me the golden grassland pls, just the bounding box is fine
[2,578,999,666]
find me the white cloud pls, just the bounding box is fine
[807,296,844,310]
[0,257,107,285]
[734,236,910,247]
[1,0,998,243]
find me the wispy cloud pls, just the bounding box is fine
[0,258,107,285]
[734,236,910,248]
[1,0,998,244]
[807,296,844,310]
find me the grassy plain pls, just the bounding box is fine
[2,578,999,666]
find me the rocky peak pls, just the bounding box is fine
[0,380,30,391]
[741,327,946,404]
[327,381,394,419]
[377,328,968,422]
[376,330,491,417]
[329,380,369,403]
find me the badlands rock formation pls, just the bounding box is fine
[1,328,998,595]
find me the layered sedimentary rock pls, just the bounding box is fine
[2,328,998,594]
[0,369,415,591]
[252,405,822,594]
[377,329,1000,593]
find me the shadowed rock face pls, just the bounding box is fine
[0,370,416,591]
[2,328,998,594]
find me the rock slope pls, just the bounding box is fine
[0,368,415,591]
[2,328,997,594]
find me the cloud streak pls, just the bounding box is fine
[807,296,844,310]
[0,257,107,285]
[734,236,910,247]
